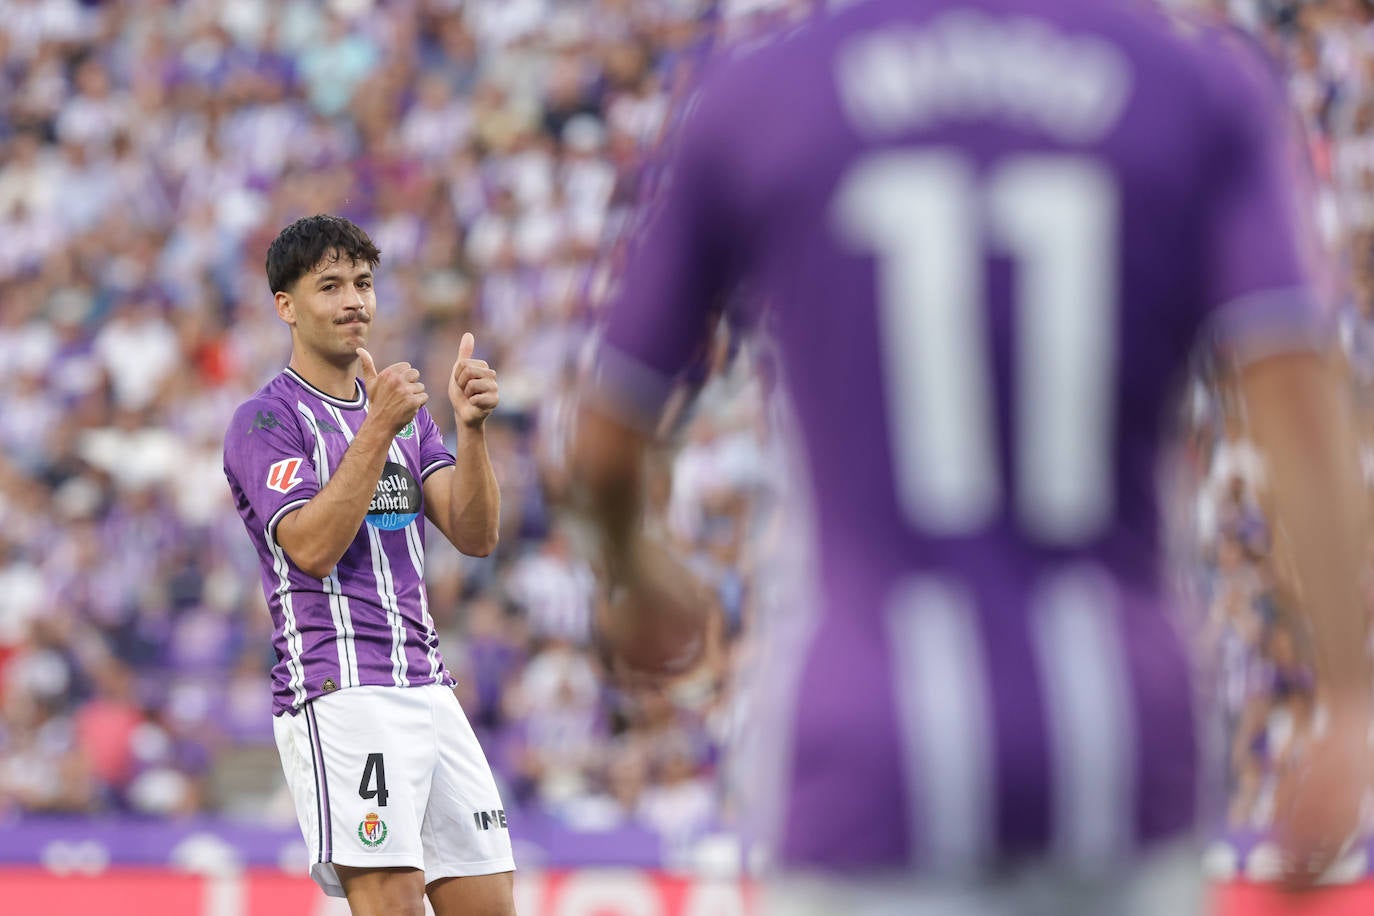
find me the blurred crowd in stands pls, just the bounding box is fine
[0,0,803,834]
[0,0,1369,854]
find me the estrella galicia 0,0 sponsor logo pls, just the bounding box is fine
[366,462,420,530]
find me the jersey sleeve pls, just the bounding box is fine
[223,397,321,541]
[417,406,455,481]
[591,68,744,429]
[1198,34,1329,364]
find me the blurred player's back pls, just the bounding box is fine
[743,4,1212,871]
[596,0,1321,890]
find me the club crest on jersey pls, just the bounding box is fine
[396,420,415,440]
[266,457,305,494]
[366,461,421,530]
[358,812,388,848]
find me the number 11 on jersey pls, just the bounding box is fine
[834,151,1119,545]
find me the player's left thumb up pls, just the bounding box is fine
[357,348,379,384]
[458,332,475,363]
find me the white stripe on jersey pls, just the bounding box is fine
[298,403,360,688]
[388,438,441,682]
[333,585,360,687]
[887,577,995,872]
[735,382,824,870]
[326,404,409,688]
[1031,564,1137,869]
[267,533,308,707]
[370,522,409,688]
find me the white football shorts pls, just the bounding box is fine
[273,683,515,897]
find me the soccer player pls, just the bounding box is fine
[223,215,515,916]
[572,2,1372,912]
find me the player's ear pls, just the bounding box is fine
[275,290,296,326]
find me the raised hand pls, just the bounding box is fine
[358,347,427,435]
[449,332,499,428]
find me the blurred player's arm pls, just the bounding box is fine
[572,406,716,674]
[1243,354,1369,698]
[423,332,500,557]
[277,348,428,577]
[1199,33,1373,881]
[1195,29,1372,696]
[570,73,739,673]
[573,409,645,572]
[1241,353,1373,885]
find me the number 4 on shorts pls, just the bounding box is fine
[359,752,389,807]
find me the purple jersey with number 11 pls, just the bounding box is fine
[596,0,1324,873]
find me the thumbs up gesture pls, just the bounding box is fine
[357,347,428,435]
[449,332,499,428]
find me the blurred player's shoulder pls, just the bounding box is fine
[1155,0,1284,80]
[691,0,1235,114]
[1080,1,1294,147]
[1164,9,1294,148]
[1114,0,1280,92]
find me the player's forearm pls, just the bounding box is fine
[1242,352,1372,698]
[277,419,395,577]
[570,406,646,576]
[443,421,501,556]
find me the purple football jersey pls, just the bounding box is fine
[223,368,457,715]
[596,1,1323,873]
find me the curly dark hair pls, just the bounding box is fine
[265,214,382,294]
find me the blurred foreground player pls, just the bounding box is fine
[223,216,515,916]
[573,2,1372,913]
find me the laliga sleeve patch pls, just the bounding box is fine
[266,457,305,494]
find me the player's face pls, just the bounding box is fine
[278,253,376,364]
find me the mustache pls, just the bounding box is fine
[335,311,372,324]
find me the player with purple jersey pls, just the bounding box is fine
[228,368,459,710]
[572,1,1372,912]
[223,215,515,916]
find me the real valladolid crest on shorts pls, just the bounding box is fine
[358,812,388,848]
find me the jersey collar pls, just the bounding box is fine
[283,367,367,409]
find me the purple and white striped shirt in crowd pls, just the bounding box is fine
[223,368,456,715]
[595,0,1326,875]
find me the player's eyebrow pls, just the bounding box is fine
[314,270,372,288]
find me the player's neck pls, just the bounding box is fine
[289,351,359,400]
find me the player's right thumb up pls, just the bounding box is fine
[356,348,378,385]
